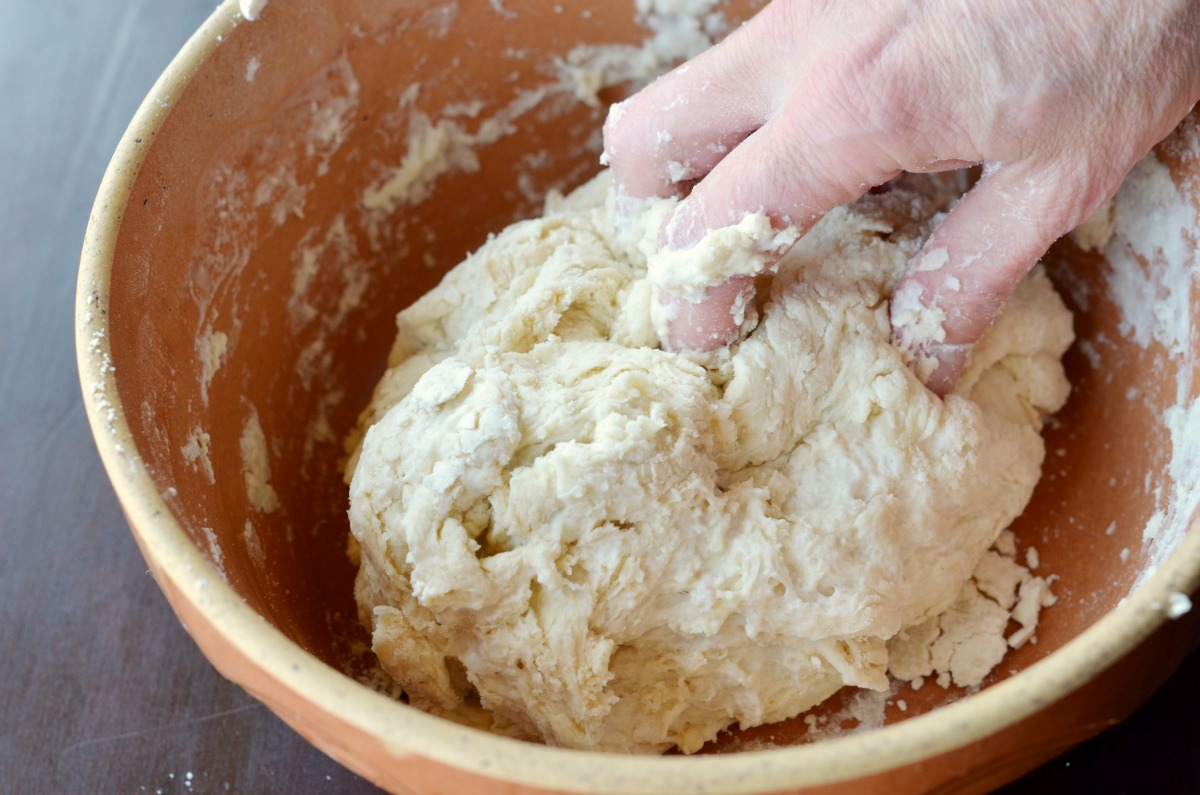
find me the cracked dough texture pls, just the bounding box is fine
[346,171,1073,754]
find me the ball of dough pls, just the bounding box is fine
[346,171,1073,754]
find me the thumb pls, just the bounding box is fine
[890,160,1106,394]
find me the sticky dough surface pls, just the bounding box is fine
[346,171,1073,754]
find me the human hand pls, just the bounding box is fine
[603,0,1200,393]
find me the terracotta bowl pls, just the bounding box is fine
[77,1,1200,792]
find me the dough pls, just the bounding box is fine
[345,171,1073,754]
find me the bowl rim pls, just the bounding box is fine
[76,1,1200,792]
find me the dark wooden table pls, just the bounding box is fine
[1,1,1197,793]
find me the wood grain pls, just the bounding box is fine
[0,1,1195,793]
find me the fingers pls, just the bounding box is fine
[660,106,901,249]
[600,0,1200,389]
[645,105,901,351]
[618,20,907,352]
[890,159,1111,394]
[603,3,797,199]
[656,275,755,351]
[605,2,912,355]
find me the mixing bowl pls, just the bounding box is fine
[77,1,1200,792]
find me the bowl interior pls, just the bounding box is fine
[97,0,1200,760]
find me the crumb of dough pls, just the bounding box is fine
[197,329,228,404]
[887,536,1057,689]
[345,170,1073,754]
[241,408,280,514]
[1165,591,1193,619]
[182,427,215,486]
[1070,199,1116,252]
[238,0,268,22]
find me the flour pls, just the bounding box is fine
[799,685,896,743]
[361,113,483,213]
[243,519,265,566]
[241,408,280,514]
[1097,142,1200,584]
[346,171,1072,754]
[200,527,227,581]
[244,55,261,83]
[1105,155,1196,357]
[888,530,1056,689]
[357,0,742,218]
[185,51,362,474]
[1165,591,1193,619]
[197,329,228,404]
[182,427,215,486]
[559,0,731,107]
[238,0,268,22]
